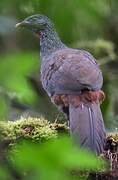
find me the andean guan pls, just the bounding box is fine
[16,14,106,155]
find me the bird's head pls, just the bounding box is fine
[15,14,54,34]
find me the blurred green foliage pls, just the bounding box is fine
[12,137,105,180]
[0,53,39,101]
[0,96,8,119]
[0,136,105,180]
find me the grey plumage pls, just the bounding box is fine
[69,103,106,154]
[16,14,106,154]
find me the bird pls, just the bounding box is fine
[16,14,106,155]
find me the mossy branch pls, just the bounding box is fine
[0,117,118,179]
[0,117,68,146]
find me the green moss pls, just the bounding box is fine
[107,133,118,143]
[0,117,68,145]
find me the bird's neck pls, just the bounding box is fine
[39,27,66,58]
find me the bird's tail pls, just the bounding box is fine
[69,97,106,155]
[52,91,106,154]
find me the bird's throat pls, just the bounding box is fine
[39,27,66,58]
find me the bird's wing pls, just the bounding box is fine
[41,48,103,95]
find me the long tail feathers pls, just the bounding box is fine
[69,102,106,155]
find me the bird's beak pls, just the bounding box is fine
[15,21,30,28]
